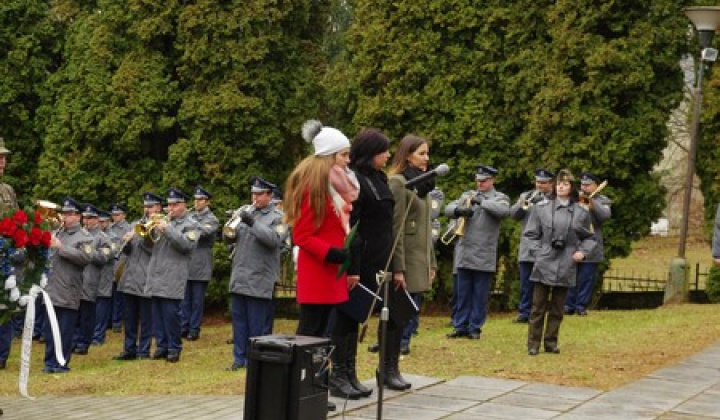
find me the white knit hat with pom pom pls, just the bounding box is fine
[301,119,350,156]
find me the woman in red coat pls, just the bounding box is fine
[284,119,358,338]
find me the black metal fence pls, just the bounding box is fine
[602,262,709,292]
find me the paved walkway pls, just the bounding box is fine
[1,341,719,420]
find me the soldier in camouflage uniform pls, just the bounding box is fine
[0,138,18,369]
[43,198,95,373]
[180,186,219,341]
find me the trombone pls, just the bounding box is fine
[440,195,472,245]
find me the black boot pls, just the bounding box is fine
[329,335,364,400]
[381,325,411,391]
[346,333,372,397]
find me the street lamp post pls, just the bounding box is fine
[667,6,720,303]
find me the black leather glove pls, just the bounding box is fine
[529,192,544,205]
[325,247,349,264]
[471,195,484,206]
[239,210,254,227]
[454,206,474,218]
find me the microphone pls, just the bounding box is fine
[404,163,450,189]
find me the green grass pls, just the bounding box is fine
[2,304,719,396]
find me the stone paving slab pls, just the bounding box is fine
[672,392,720,419]
[513,382,602,401]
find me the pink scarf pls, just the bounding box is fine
[329,165,360,232]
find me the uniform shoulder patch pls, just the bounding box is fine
[186,230,198,241]
[275,224,287,235]
[83,244,93,254]
[102,247,111,256]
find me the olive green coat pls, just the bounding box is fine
[388,174,436,293]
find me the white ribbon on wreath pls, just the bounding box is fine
[7,272,65,399]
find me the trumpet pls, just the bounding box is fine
[522,190,543,211]
[578,180,608,208]
[223,202,256,240]
[134,213,168,242]
[440,195,472,245]
[34,199,63,232]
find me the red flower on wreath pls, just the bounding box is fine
[40,231,52,247]
[0,217,15,237]
[34,210,42,226]
[29,226,43,247]
[11,209,28,226]
[13,228,28,248]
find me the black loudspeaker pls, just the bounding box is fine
[244,334,331,420]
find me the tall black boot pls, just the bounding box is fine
[382,325,411,391]
[346,333,372,397]
[329,335,364,399]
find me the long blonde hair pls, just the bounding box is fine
[388,134,427,176]
[283,154,335,228]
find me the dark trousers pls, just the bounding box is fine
[73,300,96,351]
[517,262,535,319]
[111,282,124,328]
[565,262,598,312]
[454,268,492,333]
[450,273,459,326]
[0,320,12,362]
[528,282,568,351]
[231,293,273,366]
[44,306,78,370]
[93,296,113,344]
[296,304,335,337]
[123,293,153,357]
[401,293,422,347]
[34,297,46,338]
[181,280,208,335]
[152,297,182,353]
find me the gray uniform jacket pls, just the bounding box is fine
[144,212,199,300]
[118,218,154,298]
[389,174,436,293]
[228,203,287,299]
[188,208,219,281]
[713,205,720,259]
[45,223,95,310]
[524,200,597,288]
[445,188,510,272]
[80,226,112,302]
[583,194,611,263]
[98,226,115,298]
[110,219,131,277]
[510,190,551,263]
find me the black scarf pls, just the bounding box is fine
[402,166,434,198]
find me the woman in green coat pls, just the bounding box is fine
[385,134,437,389]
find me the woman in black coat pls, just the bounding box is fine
[332,128,411,394]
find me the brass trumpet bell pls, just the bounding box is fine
[135,213,166,242]
[34,200,62,231]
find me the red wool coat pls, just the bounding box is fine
[292,195,349,304]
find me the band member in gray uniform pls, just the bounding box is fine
[565,171,611,316]
[145,188,199,363]
[113,193,162,361]
[713,204,720,265]
[225,177,286,370]
[524,169,595,355]
[93,210,115,345]
[510,169,554,323]
[445,165,510,339]
[73,204,112,355]
[43,198,95,373]
[109,203,131,332]
[181,186,219,341]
